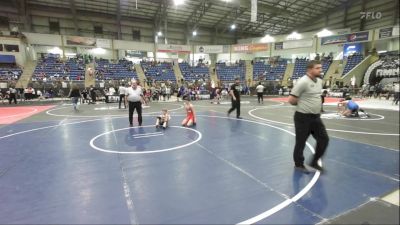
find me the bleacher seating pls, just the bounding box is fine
[141,62,176,82]
[342,54,364,76]
[292,58,308,79]
[0,66,22,81]
[179,62,209,81]
[33,56,85,81]
[266,61,286,80]
[253,60,287,81]
[292,58,331,79]
[216,61,246,82]
[95,59,138,80]
[321,59,332,76]
[253,61,271,80]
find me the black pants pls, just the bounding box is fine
[90,93,96,103]
[394,92,399,105]
[9,93,17,104]
[228,99,240,118]
[293,111,329,167]
[119,94,126,108]
[257,93,263,103]
[129,101,142,126]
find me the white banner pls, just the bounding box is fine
[0,82,7,88]
[251,0,257,22]
[195,45,224,53]
[96,39,112,48]
[157,44,191,53]
[393,26,399,36]
[283,39,313,49]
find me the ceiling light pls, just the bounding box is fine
[231,24,236,30]
[261,34,275,43]
[287,31,301,40]
[173,0,184,5]
[317,28,333,37]
[157,31,162,36]
[192,31,197,36]
[92,47,106,54]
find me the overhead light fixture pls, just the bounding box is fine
[173,0,184,5]
[261,34,275,43]
[230,24,236,30]
[47,47,63,55]
[91,47,106,54]
[317,28,333,37]
[287,31,301,40]
[192,30,197,36]
[157,31,162,36]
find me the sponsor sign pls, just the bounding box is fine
[321,31,370,45]
[283,39,313,49]
[274,42,283,50]
[96,38,112,48]
[232,43,268,52]
[379,27,393,39]
[66,36,96,46]
[195,45,224,54]
[157,44,191,53]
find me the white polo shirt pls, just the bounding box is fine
[126,86,143,102]
[119,86,126,95]
[256,85,264,93]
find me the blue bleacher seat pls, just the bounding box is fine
[342,54,364,76]
[179,62,210,81]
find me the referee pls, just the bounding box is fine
[118,83,126,109]
[8,86,17,104]
[125,80,145,127]
[288,60,329,173]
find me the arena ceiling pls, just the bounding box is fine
[23,0,349,36]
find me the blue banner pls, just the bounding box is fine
[347,31,369,43]
[343,43,362,57]
[0,55,16,63]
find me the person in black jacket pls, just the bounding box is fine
[89,85,97,104]
[227,78,242,119]
[69,85,81,111]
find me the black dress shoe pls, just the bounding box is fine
[294,165,310,174]
[309,162,324,172]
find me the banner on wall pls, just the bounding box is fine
[347,31,369,43]
[321,31,370,45]
[343,43,362,57]
[0,55,16,63]
[66,36,96,46]
[126,50,147,58]
[320,34,347,45]
[96,39,112,48]
[274,42,283,50]
[393,26,399,36]
[157,44,191,53]
[283,39,313,49]
[233,43,268,52]
[379,27,393,39]
[195,45,226,54]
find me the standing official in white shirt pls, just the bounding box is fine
[125,80,145,126]
[118,83,126,109]
[255,82,265,104]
